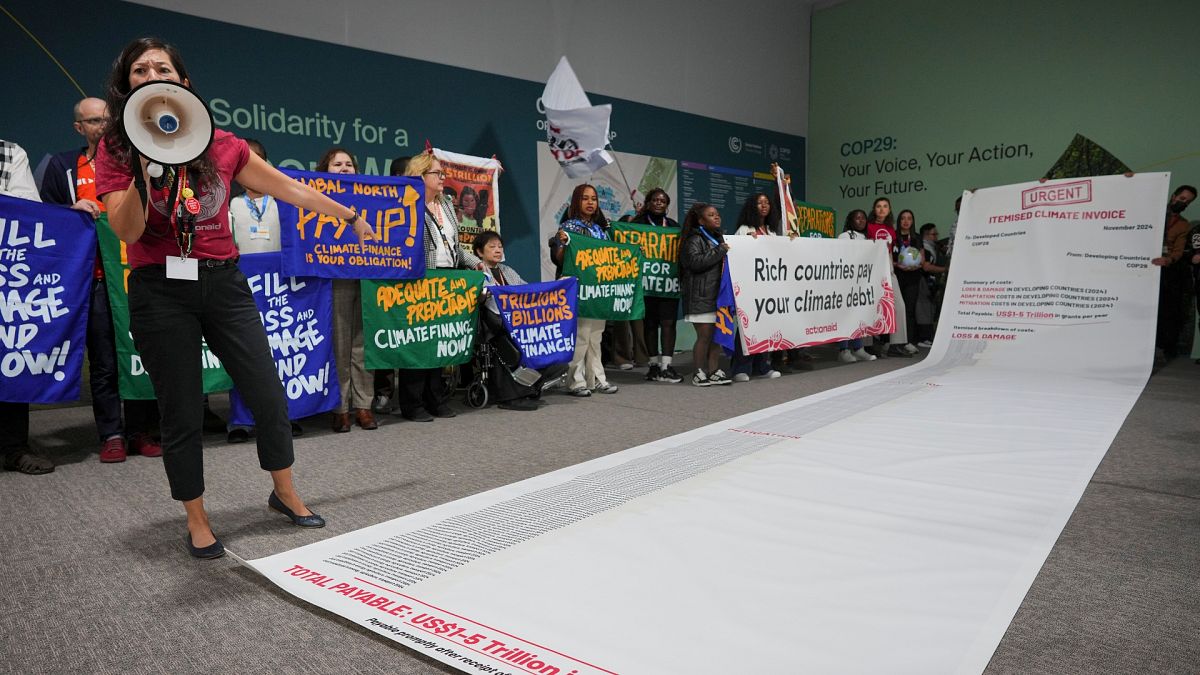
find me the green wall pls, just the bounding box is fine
[1,0,804,280]
[809,0,1199,230]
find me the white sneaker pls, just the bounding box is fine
[618,362,634,371]
[917,340,933,349]
[852,348,877,362]
[903,343,919,354]
[593,383,619,394]
[709,369,733,385]
[692,371,712,387]
[760,369,781,379]
[838,349,857,363]
[733,373,750,382]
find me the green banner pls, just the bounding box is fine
[362,269,486,369]
[561,236,645,320]
[610,222,681,298]
[95,214,232,399]
[792,199,837,238]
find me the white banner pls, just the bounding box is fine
[725,235,895,353]
[541,56,613,179]
[238,173,1168,674]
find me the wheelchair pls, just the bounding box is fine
[458,309,565,409]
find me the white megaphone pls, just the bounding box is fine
[122,80,214,177]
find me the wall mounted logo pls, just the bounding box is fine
[1021,179,1092,210]
[768,144,779,160]
[728,136,743,154]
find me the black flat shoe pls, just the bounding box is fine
[268,491,325,528]
[185,532,225,559]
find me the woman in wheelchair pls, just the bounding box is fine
[472,232,566,411]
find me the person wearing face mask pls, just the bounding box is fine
[1151,185,1196,361]
[96,38,373,557]
[395,151,484,421]
[835,209,877,363]
[632,188,683,383]
[318,147,378,432]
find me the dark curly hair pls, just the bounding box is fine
[102,37,216,180]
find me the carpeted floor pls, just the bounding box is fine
[1,349,1196,674]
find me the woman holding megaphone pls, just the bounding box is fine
[97,37,372,559]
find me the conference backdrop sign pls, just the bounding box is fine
[4,0,803,283]
[0,196,93,403]
[809,0,1197,236]
[723,236,895,353]
[238,173,1167,674]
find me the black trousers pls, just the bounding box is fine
[87,277,158,440]
[129,263,292,501]
[395,369,447,414]
[1156,265,1187,355]
[897,270,923,346]
[0,402,30,455]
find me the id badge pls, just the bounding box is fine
[249,224,271,240]
[166,256,199,281]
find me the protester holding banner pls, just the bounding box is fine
[314,148,378,433]
[97,37,370,556]
[474,231,567,410]
[0,143,55,475]
[730,193,785,381]
[631,189,683,384]
[893,209,924,355]
[834,209,878,363]
[680,203,732,386]
[550,184,619,396]
[393,151,484,422]
[39,98,163,462]
[865,197,910,358]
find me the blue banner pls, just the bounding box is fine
[714,264,737,356]
[228,252,339,425]
[0,195,95,403]
[278,169,425,279]
[491,278,578,370]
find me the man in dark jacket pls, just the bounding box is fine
[38,97,161,463]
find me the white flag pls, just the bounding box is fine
[541,56,613,178]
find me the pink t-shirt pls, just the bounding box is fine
[866,222,896,246]
[95,130,250,268]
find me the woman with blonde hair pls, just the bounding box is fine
[394,151,483,421]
